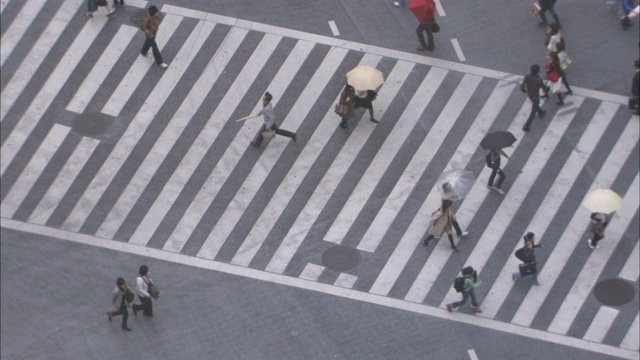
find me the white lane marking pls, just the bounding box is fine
[299,263,324,281]
[334,273,358,289]
[1,124,70,218]
[66,25,139,114]
[1,0,11,13]
[98,31,280,240]
[328,20,340,36]
[263,59,415,273]
[161,4,626,105]
[451,38,466,62]
[439,98,584,310]
[2,217,637,360]
[61,19,215,233]
[467,349,479,360]
[0,0,48,66]
[399,81,517,301]
[511,118,639,328]
[547,175,640,335]
[358,74,482,254]
[618,240,639,282]
[1,14,107,176]
[323,67,448,246]
[0,0,81,122]
[28,136,100,225]
[620,312,639,351]
[583,306,619,343]
[131,39,314,248]
[101,15,183,117]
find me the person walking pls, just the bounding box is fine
[630,59,639,115]
[486,149,509,195]
[446,266,483,314]
[337,84,356,129]
[588,212,608,249]
[512,232,543,285]
[141,6,168,69]
[132,265,154,317]
[353,89,379,123]
[545,51,572,106]
[251,92,297,148]
[545,23,562,53]
[415,0,437,52]
[520,64,549,132]
[538,0,561,27]
[422,199,469,250]
[107,277,132,331]
[83,0,115,19]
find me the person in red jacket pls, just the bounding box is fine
[415,0,436,51]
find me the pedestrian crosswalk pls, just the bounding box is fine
[1,2,638,358]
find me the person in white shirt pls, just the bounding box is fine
[132,265,154,317]
[250,92,297,147]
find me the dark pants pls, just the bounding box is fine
[523,99,544,130]
[252,123,295,146]
[133,296,153,316]
[423,221,462,247]
[111,306,129,328]
[416,22,434,50]
[452,289,479,308]
[591,232,604,246]
[539,6,560,25]
[142,36,163,65]
[488,167,505,188]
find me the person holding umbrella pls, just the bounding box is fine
[422,199,469,250]
[581,188,621,249]
[481,131,516,195]
[346,65,384,124]
[336,84,356,129]
[588,213,608,249]
[411,0,437,51]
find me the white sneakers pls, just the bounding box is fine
[587,239,598,249]
[158,63,168,69]
[460,231,469,237]
[487,185,505,195]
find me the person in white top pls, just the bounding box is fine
[132,265,154,317]
[546,22,562,53]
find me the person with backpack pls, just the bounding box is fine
[446,266,482,314]
[486,149,509,195]
[141,6,168,69]
[107,277,133,331]
[422,199,469,250]
[512,232,543,285]
[588,213,608,249]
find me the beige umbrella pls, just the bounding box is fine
[346,65,384,91]
[582,189,623,214]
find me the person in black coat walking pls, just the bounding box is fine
[521,64,549,132]
[588,213,608,249]
[486,149,509,195]
[538,0,560,26]
[512,232,543,285]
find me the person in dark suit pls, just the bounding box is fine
[486,149,509,195]
[538,0,560,26]
[520,64,549,131]
[512,233,543,285]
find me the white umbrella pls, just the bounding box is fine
[346,65,384,91]
[582,189,622,214]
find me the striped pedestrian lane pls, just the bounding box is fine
[0,0,48,67]
[1,3,638,358]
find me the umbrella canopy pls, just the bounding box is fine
[346,65,384,91]
[480,131,517,150]
[582,189,623,214]
[437,169,475,201]
[410,0,436,23]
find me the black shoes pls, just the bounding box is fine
[250,141,260,148]
[132,307,138,316]
[122,326,132,331]
[370,118,379,124]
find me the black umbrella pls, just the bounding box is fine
[480,131,517,150]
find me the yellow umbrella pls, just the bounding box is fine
[582,189,622,214]
[346,65,384,91]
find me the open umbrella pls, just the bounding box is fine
[582,189,622,214]
[481,131,517,150]
[346,65,384,91]
[437,169,475,201]
[409,0,436,23]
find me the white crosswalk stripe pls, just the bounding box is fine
[1,2,638,356]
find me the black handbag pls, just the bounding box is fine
[143,278,160,299]
[628,97,639,110]
[431,22,440,33]
[519,262,537,276]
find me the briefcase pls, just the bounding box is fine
[519,262,537,276]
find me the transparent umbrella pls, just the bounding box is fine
[437,169,475,201]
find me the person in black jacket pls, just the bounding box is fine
[512,233,543,285]
[538,0,560,27]
[486,149,510,195]
[521,64,549,131]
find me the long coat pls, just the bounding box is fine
[428,206,456,237]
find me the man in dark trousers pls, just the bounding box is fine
[251,92,297,148]
[142,6,168,69]
[108,277,132,331]
[520,64,549,131]
[415,0,436,51]
[486,149,509,195]
[538,0,560,26]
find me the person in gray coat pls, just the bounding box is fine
[108,277,132,331]
[251,92,297,147]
